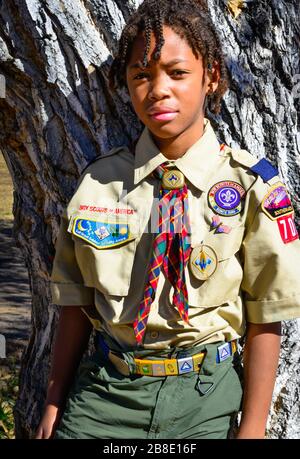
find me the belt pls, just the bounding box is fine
[97,334,238,377]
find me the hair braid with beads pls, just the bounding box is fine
[109,0,229,114]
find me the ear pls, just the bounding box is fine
[206,60,221,95]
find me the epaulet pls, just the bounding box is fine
[249,158,278,182]
[231,149,278,183]
[80,146,125,175]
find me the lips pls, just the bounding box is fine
[147,106,179,122]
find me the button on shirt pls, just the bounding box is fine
[50,119,300,349]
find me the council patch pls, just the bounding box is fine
[262,183,298,243]
[261,182,294,220]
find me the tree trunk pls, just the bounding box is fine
[0,0,299,439]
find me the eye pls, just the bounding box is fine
[171,69,189,77]
[133,72,149,80]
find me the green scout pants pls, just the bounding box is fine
[54,341,243,439]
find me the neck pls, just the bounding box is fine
[151,122,205,160]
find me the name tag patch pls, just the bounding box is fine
[72,217,133,248]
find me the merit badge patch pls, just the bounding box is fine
[261,182,298,244]
[72,217,133,249]
[190,245,218,281]
[208,181,246,217]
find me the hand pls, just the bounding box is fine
[34,404,63,439]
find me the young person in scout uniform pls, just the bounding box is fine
[35,0,300,440]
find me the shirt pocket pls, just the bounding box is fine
[70,216,140,296]
[187,227,245,308]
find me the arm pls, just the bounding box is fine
[35,306,93,439]
[236,321,281,439]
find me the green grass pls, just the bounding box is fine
[0,151,13,221]
[0,356,19,439]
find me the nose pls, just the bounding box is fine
[148,75,170,101]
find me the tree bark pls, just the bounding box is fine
[0,0,299,438]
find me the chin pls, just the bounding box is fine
[147,123,186,140]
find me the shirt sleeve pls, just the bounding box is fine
[241,197,300,324]
[50,211,95,306]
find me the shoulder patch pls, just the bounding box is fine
[80,147,126,175]
[250,158,278,183]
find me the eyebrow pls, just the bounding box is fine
[129,59,189,70]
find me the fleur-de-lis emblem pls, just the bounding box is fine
[195,250,212,272]
[168,174,178,184]
[221,190,235,203]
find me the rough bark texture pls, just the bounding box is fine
[0,0,299,438]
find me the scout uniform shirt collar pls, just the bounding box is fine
[134,118,222,191]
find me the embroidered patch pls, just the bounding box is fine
[208,181,246,217]
[190,245,218,280]
[261,183,298,243]
[261,182,294,220]
[277,214,298,244]
[72,217,134,249]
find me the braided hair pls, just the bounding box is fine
[109,0,228,114]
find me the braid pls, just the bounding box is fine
[153,8,165,60]
[109,0,229,114]
[142,18,152,67]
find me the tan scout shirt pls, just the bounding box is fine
[50,119,300,349]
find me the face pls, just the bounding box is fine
[126,25,220,152]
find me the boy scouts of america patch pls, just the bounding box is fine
[261,182,298,244]
[208,181,246,217]
[71,217,134,249]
